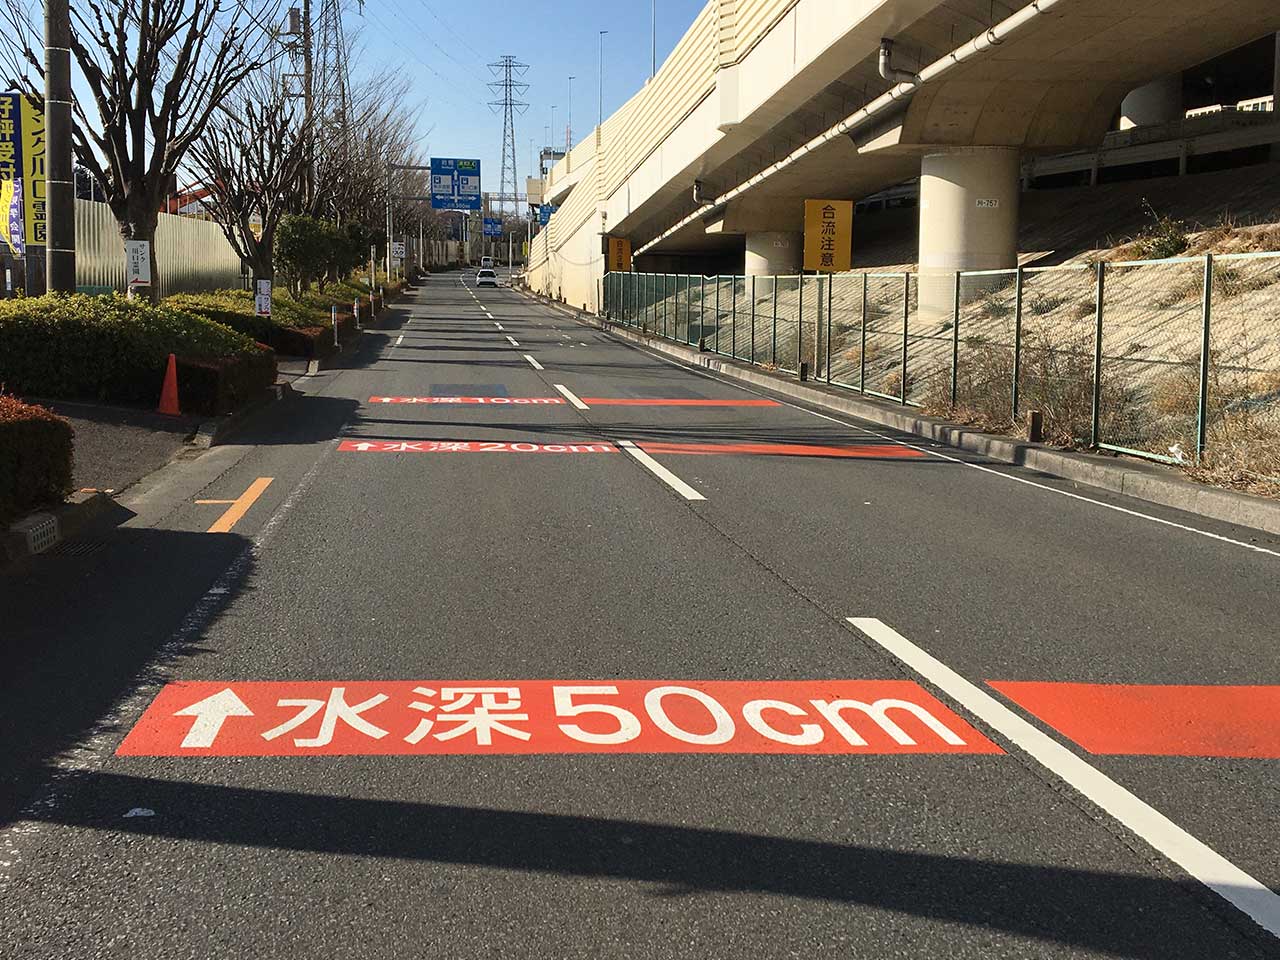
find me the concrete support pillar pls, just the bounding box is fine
[1272,33,1280,160]
[918,147,1020,321]
[1119,75,1183,130]
[742,231,798,276]
[744,231,802,276]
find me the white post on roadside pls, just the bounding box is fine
[331,305,339,346]
[354,297,360,329]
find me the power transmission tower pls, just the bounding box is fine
[488,56,529,218]
[287,0,359,215]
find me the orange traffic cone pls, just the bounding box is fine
[157,352,181,416]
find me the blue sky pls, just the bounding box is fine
[349,0,706,193]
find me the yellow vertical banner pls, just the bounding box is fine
[19,94,45,248]
[607,236,632,272]
[803,199,852,272]
[0,92,24,256]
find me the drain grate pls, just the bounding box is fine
[11,513,59,554]
[45,538,107,558]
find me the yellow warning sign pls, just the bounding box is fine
[607,236,632,272]
[803,199,852,272]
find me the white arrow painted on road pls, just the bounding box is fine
[174,688,254,748]
[352,441,377,451]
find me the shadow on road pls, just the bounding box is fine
[27,771,1269,959]
[0,506,255,826]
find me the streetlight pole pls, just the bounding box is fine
[45,0,74,293]
[651,0,657,79]
[566,76,574,152]
[598,31,607,130]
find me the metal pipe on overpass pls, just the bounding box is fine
[638,0,1066,257]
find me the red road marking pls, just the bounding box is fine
[117,679,1001,757]
[338,440,617,454]
[638,441,925,459]
[369,396,565,404]
[583,398,781,407]
[989,682,1280,757]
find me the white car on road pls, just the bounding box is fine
[476,268,498,288]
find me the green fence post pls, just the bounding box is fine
[1012,266,1024,421]
[797,273,804,372]
[1196,253,1213,463]
[900,271,910,405]
[950,271,961,410]
[826,272,834,383]
[698,275,705,346]
[771,276,778,365]
[715,278,721,353]
[1090,261,1106,447]
[860,273,868,393]
[731,277,738,358]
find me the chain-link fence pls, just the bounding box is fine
[602,254,1280,480]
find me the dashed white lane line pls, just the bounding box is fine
[506,335,520,347]
[635,345,1280,561]
[553,384,589,410]
[395,335,404,346]
[847,615,1280,941]
[494,321,504,330]
[617,440,706,501]
[523,354,544,371]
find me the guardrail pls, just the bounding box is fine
[604,253,1280,481]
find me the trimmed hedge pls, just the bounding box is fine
[0,294,276,415]
[166,290,338,358]
[0,395,73,525]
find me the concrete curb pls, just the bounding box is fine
[518,289,1280,537]
[190,381,294,449]
[2,490,115,564]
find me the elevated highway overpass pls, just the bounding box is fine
[527,0,1280,312]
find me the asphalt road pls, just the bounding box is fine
[2,271,1278,959]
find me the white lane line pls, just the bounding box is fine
[847,616,1280,940]
[617,440,706,501]
[494,321,505,330]
[553,384,589,410]
[561,333,571,340]
[395,335,404,346]
[505,335,520,347]
[635,347,1280,561]
[523,354,544,370]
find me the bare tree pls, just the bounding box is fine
[191,72,309,288]
[0,0,283,299]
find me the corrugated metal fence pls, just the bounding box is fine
[75,199,243,297]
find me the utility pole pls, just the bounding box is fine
[45,0,74,293]
[301,0,314,205]
[598,31,607,131]
[566,75,574,152]
[651,0,657,78]
[487,55,528,216]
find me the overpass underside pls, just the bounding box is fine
[530,0,1280,311]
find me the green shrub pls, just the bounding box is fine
[0,395,73,524]
[0,294,274,412]
[165,290,330,357]
[177,346,278,414]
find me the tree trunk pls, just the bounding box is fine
[116,201,161,304]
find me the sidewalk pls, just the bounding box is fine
[39,399,201,493]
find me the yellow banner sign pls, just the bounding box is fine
[803,199,852,272]
[607,236,632,272]
[18,95,44,248]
